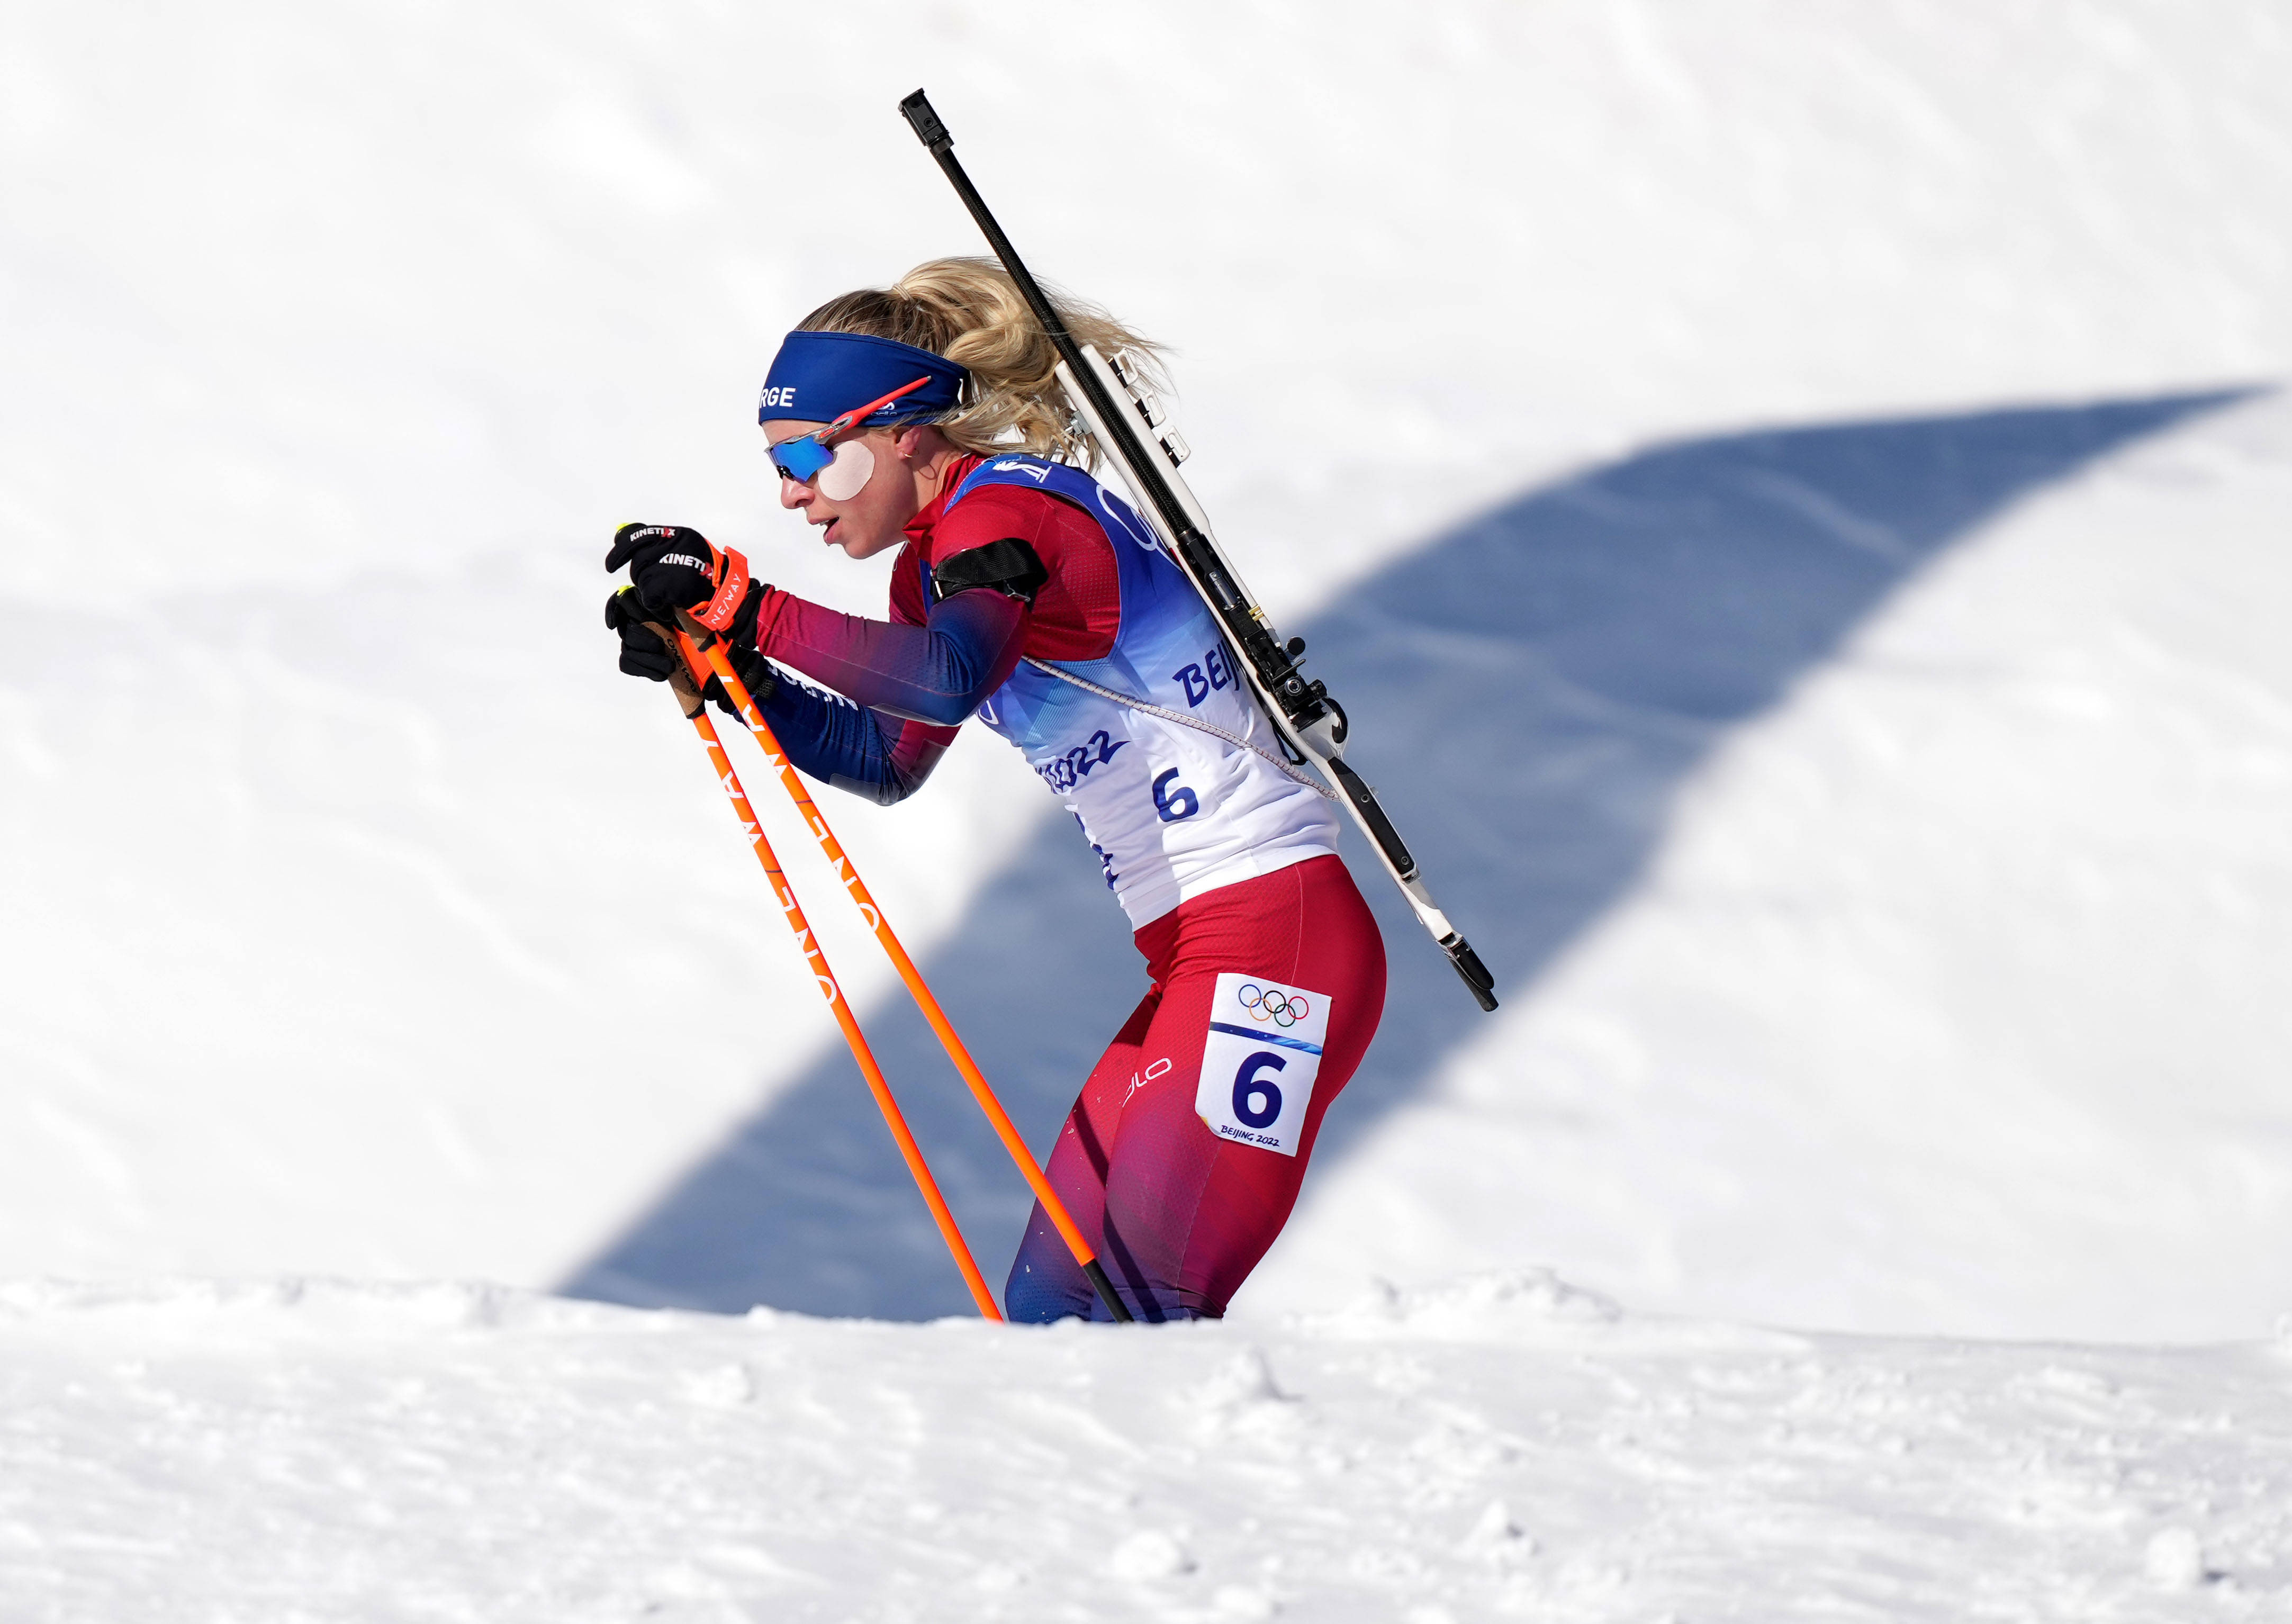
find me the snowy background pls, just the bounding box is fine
[3,2,2290,1617]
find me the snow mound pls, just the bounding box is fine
[1314,1267,1627,1340]
[4,1276,2288,1621]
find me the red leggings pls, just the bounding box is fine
[1004,854,1386,1322]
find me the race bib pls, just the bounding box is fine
[1195,972,1330,1157]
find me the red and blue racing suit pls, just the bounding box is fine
[738,454,1386,1321]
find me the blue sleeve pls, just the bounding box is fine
[755,585,1031,728]
[755,673,960,808]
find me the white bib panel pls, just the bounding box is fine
[945,457,1339,928]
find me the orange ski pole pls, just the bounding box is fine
[676,615,1136,1323]
[649,618,1001,1323]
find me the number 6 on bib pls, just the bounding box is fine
[1195,972,1331,1157]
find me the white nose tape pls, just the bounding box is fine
[818,440,875,502]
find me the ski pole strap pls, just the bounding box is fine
[1018,657,1337,799]
[694,546,752,633]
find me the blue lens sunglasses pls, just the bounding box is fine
[768,375,936,483]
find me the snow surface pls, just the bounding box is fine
[4,0,2292,1610]
[5,1275,2289,1621]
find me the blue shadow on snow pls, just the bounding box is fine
[562,389,2246,1320]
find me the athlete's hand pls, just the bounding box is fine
[703,642,778,719]
[604,587,679,683]
[604,585,778,717]
[606,521,773,647]
[607,522,727,615]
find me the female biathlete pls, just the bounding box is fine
[605,259,1386,1322]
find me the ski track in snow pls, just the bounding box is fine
[4,1274,2288,1623]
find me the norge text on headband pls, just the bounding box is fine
[759,331,967,427]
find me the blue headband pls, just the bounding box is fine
[757,330,968,427]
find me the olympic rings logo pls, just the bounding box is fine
[1237,983,1309,1028]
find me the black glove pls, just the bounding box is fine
[707,641,779,718]
[604,587,680,683]
[606,521,770,648]
[603,587,778,717]
[606,522,722,616]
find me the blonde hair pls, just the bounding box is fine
[797,256,1165,467]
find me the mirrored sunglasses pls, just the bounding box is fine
[768,375,935,483]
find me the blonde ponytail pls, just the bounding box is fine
[796,256,1165,467]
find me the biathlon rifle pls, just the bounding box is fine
[899,89,1499,1012]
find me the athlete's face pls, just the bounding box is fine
[764,420,958,561]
